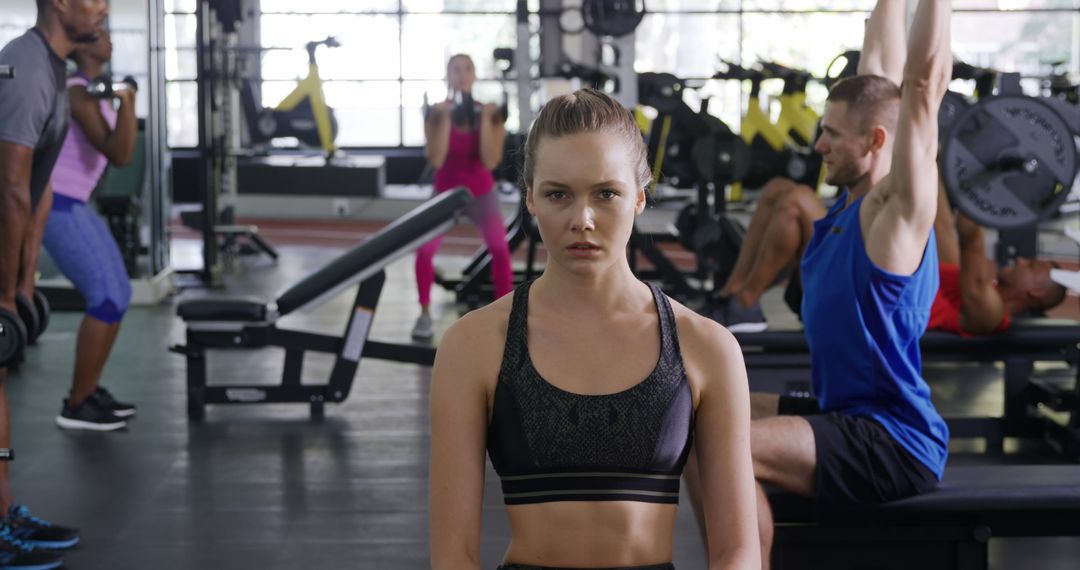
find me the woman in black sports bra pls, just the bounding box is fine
[429,88,759,570]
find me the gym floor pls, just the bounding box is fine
[10,231,1080,569]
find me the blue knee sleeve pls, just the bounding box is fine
[87,299,125,325]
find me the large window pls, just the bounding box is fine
[164,0,199,148]
[162,0,1080,149]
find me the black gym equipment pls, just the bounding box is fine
[711,61,820,190]
[941,95,1078,230]
[239,37,340,154]
[769,464,1080,570]
[637,71,749,300]
[0,308,27,368]
[13,294,39,346]
[580,0,646,38]
[735,318,1080,456]
[31,290,49,341]
[171,188,472,419]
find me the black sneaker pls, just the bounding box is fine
[698,296,731,322]
[90,386,136,418]
[0,526,62,570]
[5,506,79,550]
[55,396,127,431]
[721,298,769,333]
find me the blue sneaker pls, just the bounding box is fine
[0,526,62,570]
[4,506,79,550]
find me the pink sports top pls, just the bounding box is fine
[50,73,117,203]
[432,126,495,197]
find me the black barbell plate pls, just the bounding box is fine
[938,90,971,142]
[941,95,1078,229]
[14,294,39,346]
[0,309,27,367]
[32,290,50,338]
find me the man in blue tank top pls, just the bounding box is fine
[684,0,953,566]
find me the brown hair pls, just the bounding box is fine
[521,88,651,193]
[827,75,901,134]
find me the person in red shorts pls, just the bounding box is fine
[930,182,1068,336]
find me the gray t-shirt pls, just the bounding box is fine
[0,28,70,211]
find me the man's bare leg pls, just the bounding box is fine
[719,178,798,297]
[733,185,825,308]
[752,415,817,570]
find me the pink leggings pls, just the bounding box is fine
[415,189,513,306]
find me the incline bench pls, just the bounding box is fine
[769,464,1080,570]
[735,320,1080,454]
[170,188,473,419]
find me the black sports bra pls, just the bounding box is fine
[486,281,694,505]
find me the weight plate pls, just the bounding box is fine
[941,95,1078,229]
[32,289,50,337]
[938,91,971,142]
[14,294,39,345]
[0,309,27,367]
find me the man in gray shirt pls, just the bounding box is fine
[0,1,110,568]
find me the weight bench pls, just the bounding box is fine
[170,188,472,419]
[734,319,1080,453]
[769,464,1080,570]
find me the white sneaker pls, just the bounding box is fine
[411,314,434,340]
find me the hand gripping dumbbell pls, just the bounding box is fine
[87,75,138,98]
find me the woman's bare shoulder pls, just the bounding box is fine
[436,293,515,374]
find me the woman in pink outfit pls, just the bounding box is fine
[413,54,513,340]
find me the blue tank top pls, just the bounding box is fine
[800,192,948,479]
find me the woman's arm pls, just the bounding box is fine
[429,314,492,570]
[478,103,505,171]
[68,84,138,167]
[688,320,760,570]
[425,101,453,169]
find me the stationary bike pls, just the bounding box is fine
[240,36,340,157]
[714,61,819,200]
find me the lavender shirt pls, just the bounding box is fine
[50,73,117,203]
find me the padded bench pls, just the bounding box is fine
[170,188,473,419]
[734,320,1080,452]
[768,464,1080,570]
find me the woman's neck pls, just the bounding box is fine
[532,262,649,315]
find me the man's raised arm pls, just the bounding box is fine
[858,0,908,86]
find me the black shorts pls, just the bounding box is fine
[783,265,803,319]
[780,401,938,509]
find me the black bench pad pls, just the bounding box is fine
[771,465,1080,537]
[177,297,268,322]
[737,318,1080,354]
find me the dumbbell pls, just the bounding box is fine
[33,290,50,340]
[87,75,137,98]
[14,294,40,345]
[0,308,27,368]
